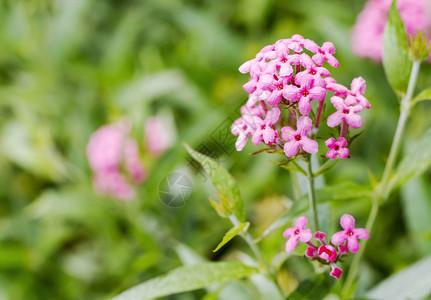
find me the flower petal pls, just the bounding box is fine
[327,112,343,127]
[301,137,318,154]
[353,228,370,240]
[265,108,281,125]
[295,216,308,229]
[309,86,326,101]
[284,141,300,157]
[283,227,295,238]
[281,126,296,141]
[297,116,312,136]
[285,236,300,252]
[331,231,347,245]
[340,214,355,230]
[347,236,360,253]
[298,96,312,115]
[345,113,362,129]
[299,229,312,242]
[338,147,349,158]
[325,137,336,148]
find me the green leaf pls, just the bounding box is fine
[366,255,431,300]
[382,0,412,95]
[213,222,249,252]
[400,176,431,255]
[387,128,431,194]
[313,159,338,177]
[413,86,431,103]
[110,261,258,300]
[256,200,308,242]
[184,143,245,221]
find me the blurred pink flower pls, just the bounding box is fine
[87,122,146,201]
[352,0,431,61]
[330,263,343,279]
[145,116,173,155]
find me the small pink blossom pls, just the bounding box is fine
[330,263,343,279]
[313,231,327,244]
[281,116,318,157]
[295,54,331,88]
[283,216,312,252]
[305,246,317,258]
[327,96,363,129]
[309,42,340,68]
[318,245,338,262]
[331,214,370,253]
[325,137,349,159]
[251,107,281,145]
[284,78,326,115]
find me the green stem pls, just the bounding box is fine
[380,61,420,198]
[342,60,421,298]
[229,215,284,297]
[306,158,319,232]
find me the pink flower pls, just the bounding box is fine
[331,214,370,253]
[281,116,318,157]
[260,75,292,106]
[284,78,326,115]
[145,116,173,155]
[325,137,349,159]
[318,245,338,262]
[251,107,281,145]
[295,54,331,88]
[305,246,317,258]
[350,77,371,109]
[307,41,340,68]
[330,263,343,279]
[86,121,146,201]
[283,216,312,252]
[352,0,431,61]
[327,96,364,129]
[313,231,327,244]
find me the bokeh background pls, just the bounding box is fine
[0,0,430,299]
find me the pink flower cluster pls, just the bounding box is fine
[352,0,431,61]
[283,215,369,279]
[232,35,370,159]
[87,121,147,201]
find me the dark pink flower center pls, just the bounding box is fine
[278,84,284,90]
[294,229,300,235]
[310,70,316,75]
[295,135,302,141]
[342,109,349,114]
[281,58,287,63]
[302,90,309,97]
[347,230,353,236]
[334,145,339,151]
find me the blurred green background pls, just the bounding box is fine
[0,0,430,299]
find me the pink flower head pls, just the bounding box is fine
[327,96,364,129]
[283,216,312,252]
[331,214,370,253]
[305,246,317,258]
[145,116,173,155]
[252,107,281,145]
[318,245,338,262]
[325,137,349,159]
[87,121,146,201]
[313,231,327,244]
[352,0,431,61]
[330,262,343,279]
[281,116,318,157]
[350,77,371,109]
[284,78,326,115]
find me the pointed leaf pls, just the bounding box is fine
[111,262,258,300]
[382,0,412,95]
[213,222,249,252]
[184,143,245,221]
[413,86,431,103]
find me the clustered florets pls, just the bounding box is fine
[283,215,369,279]
[232,35,370,159]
